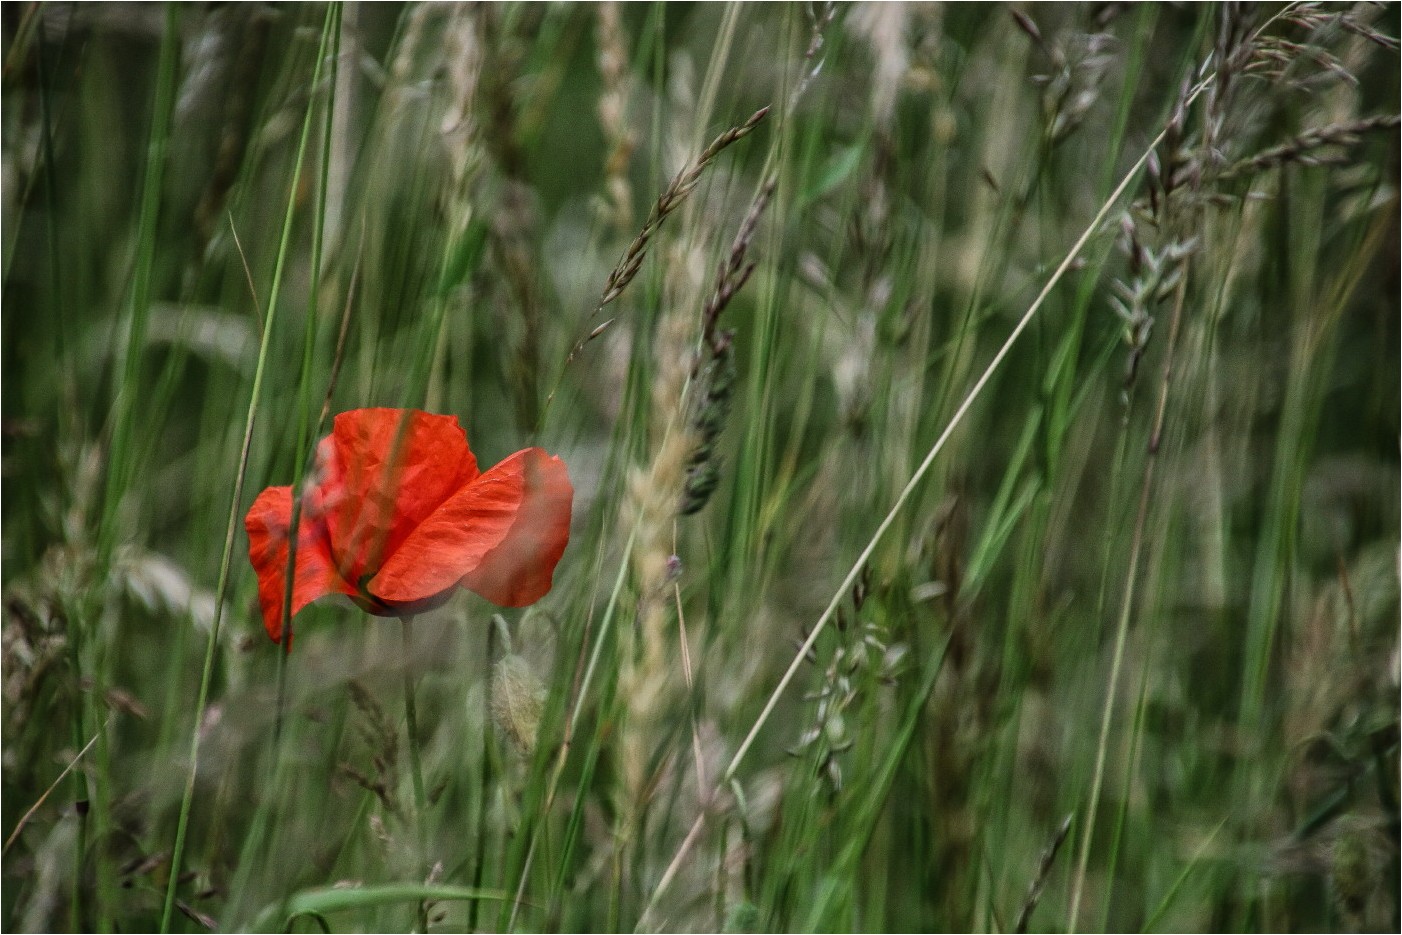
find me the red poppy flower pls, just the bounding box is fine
[245,408,573,645]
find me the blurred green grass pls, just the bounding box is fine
[2,3,1398,932]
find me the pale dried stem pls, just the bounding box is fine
[596,2,636,233]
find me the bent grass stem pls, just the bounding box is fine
[639,92,1198,927]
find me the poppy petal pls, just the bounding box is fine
[245,485,357,644]
[324,409,480,583]
[369,448,573,607]
[462,450,574,606]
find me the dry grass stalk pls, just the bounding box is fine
[595,106,769,313]
[1013,813,1074,933]
[619,306,697,823]
[617,110,775,852]
[682,175,776,516]
[850,3,908,132]
[190,8,271,251]
[789,2,838,112]
[341,680,402,819]
[552,105,769,419]
[438,8,485,242]
[596,2,636,234]
[699,175,774,358]
[1218,113,1401,183]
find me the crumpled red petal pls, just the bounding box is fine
[244,485,357,644]
[323,409,479,585]
[462,450,574,606]
[369,448,572,607]
[247,408,572,645]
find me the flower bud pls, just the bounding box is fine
[491,654,546,756]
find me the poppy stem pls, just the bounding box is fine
[400,616,430,930]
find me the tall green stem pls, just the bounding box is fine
[401,616,430,931]
[159,8,338,931]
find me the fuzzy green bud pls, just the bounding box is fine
[491,654,546,756]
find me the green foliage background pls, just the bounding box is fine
[2,3,1398,932]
